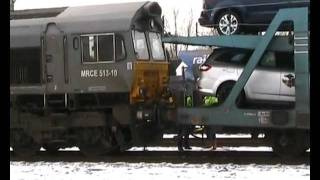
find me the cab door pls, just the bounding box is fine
[44,22,67,93]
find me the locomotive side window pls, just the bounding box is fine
[81,35,97,62]
[149,32,165,60]
[98,35,114,62]
[81,33,116,63]
[132,30,149,60]
[73,37,79,49]
[116,36,126,60]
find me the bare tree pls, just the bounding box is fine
[173,9,179,58]
[162,15,174,60]
[10,0,16,12]
[163,8,180,59]
[162,8,215,57]
[185,9,194,51]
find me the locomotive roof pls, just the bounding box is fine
[11,1,155,48]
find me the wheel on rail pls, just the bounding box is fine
[43,144,60,154]
[11,129,40,157]
[271,130,309,158]
[77,127,118,157]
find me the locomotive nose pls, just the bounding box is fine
[130,60,169,104]
[143,2,162,17]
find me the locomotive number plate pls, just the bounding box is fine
[81,69,118,78]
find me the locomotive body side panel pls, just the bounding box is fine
[67,32,134,94]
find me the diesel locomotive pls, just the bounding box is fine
[10,1,173,156]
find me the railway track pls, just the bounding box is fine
[152,137,271,147]
[10,150,309,165]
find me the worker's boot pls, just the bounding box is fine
[178,144,184,152]
[183,143,192,150]
[183,137,192,150]
[177,135,184,152]
[211,139,217,150]
[205,139,217,150]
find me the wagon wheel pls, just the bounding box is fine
[43,144,60,154]
[78,127,117,157]
[11,129,40,157]
[80,141,113,157]
[271,130,309,158]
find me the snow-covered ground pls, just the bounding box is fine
[10,133,310,152]
[10,161,310,180]
[10,146,310,180]
[10,134,310,180]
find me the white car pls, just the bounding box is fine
[197,48,295,104]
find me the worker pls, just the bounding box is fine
[177,65,196,152]
[206,126,217,150]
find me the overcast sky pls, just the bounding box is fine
[14,0,211,35]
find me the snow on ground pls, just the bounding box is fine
[10,146,310,180]
[163,133,255,138]
[33,146,308,152]
[10,134,310,180]
[128,146,273,152]
[10,161,310,180]
[10,133,310,152]
[11,146,274,152]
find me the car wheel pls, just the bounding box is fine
[216,10,241,35]
[216,82,235,103]
[216,82,245,105]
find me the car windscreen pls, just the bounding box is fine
[205,48,293,70]
[275,52,294,70]
[205,48,252,65]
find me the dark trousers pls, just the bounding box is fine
[177,80,195,151]
[177,125,193,151]
[206,127,217,148]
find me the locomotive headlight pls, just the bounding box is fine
[139,88,147,97]
[137,111,143,120]
[136,110,152,122]
[162,76,168,84]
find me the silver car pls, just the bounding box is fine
[197,48,295,103]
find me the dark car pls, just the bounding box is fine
[198,0,310,35]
